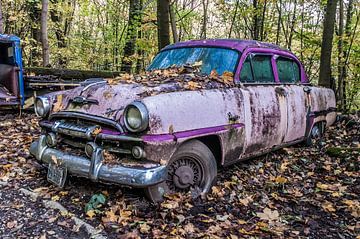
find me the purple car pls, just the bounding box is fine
[30,39,336,202]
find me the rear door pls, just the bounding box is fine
[275,56,307,142]
[239,53,287,156]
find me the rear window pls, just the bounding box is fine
[252,55,274,83]
[276,57,300,83]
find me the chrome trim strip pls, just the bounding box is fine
[49,111,124,133]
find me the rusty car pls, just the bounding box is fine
[30,39,336,202]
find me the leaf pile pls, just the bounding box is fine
[107,65,235,92]
[0,112,359,238]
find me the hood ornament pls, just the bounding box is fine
[70,96,99,106]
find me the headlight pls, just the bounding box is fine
[124,101,149,132]
[34,96,51,117]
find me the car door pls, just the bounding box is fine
[239,53,288,156]
[275,56,307,142]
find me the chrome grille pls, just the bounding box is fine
[52,121,100,140]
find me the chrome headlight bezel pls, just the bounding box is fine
[123,101,149,133]
[34,96,51,117]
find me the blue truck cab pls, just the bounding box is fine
[0,34,24,107]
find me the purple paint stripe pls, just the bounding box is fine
[101,129,122,135]
[142,123,244,142]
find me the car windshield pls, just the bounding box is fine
[147,47,239,75]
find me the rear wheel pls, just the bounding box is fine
[145,140,217,202]
[305,122,325,146]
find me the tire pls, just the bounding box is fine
[144,140,217,203]
[304,122,324,146]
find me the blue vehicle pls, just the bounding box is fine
[0,34,24,107]
[0,34,121,109]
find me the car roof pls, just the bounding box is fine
[0,34,21,43]
[162,39,288,53]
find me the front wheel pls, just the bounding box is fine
[145,140,217,202]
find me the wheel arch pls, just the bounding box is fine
[179,135,223,167]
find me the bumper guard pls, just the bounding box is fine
[30,136,166,187]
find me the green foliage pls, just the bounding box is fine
[0,0,359,110]
[84,193,106,213]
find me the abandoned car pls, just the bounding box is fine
[30,39,336,202]
[0,34,24,107]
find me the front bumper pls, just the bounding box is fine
[30,136,167,187]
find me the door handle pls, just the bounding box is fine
[275,87,287,96]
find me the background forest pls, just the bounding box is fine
[0,0,359,110]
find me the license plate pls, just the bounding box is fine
[47,163,67,188]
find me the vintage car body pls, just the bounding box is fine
[30,39,336,201]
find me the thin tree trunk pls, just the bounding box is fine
[318,0,338,88]
[342,0,355,110]
[169,1,178,43]
[121,0,142,73]
[260,0,267,41]
[41,0,50,67]
[288,0,297,50]
[337,0,344,107]
[276,0,282,45]
[201,0,209,39]
[300,0,304,62]
[253,0,260,40]
[136,0,144,74]
[157,0,170,50]
[228,0,239,38]
[0,1,3,34]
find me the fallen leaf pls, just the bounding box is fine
[257,208,280,222]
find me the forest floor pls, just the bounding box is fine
[0,112,358,239]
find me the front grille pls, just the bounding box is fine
[52,121,99,140]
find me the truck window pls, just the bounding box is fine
[276,57,300,83]
[240,57,254,82]
[251,55,275,83]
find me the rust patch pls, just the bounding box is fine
[149,114,162,133]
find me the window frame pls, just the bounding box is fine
[239,53,276,84]
[147,46,242,76]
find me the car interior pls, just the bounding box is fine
[0,42,19,104]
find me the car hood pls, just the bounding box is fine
[50,81,183,121]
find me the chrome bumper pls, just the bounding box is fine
[29,136,166,187]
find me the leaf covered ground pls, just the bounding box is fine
[0,112,359,238]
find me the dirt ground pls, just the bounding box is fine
[0,112,358,239]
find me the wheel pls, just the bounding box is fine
[144,140,217,202]
[304,122,324,146]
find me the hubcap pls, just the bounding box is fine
[311,125,321,139]
[167,157,202,192]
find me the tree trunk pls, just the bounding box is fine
[288,0,297,50]
[337,0,344,107]
[0,1,3,34]
[121,0,142,73]
[341,0,355,110]
[228,0,239,38]
[157,0,171,50]
[253,0,261,40]
[169,1,178,43]
[276,0,282,45]
[318,0,338,88]
[201,0,209,39]
[260,0,267,41]
[41,0,50,67]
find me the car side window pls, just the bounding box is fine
[276,57,301,83]
[251,55,275,83]
[240,57,254,82]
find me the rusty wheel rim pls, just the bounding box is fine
[166,157,204,192]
